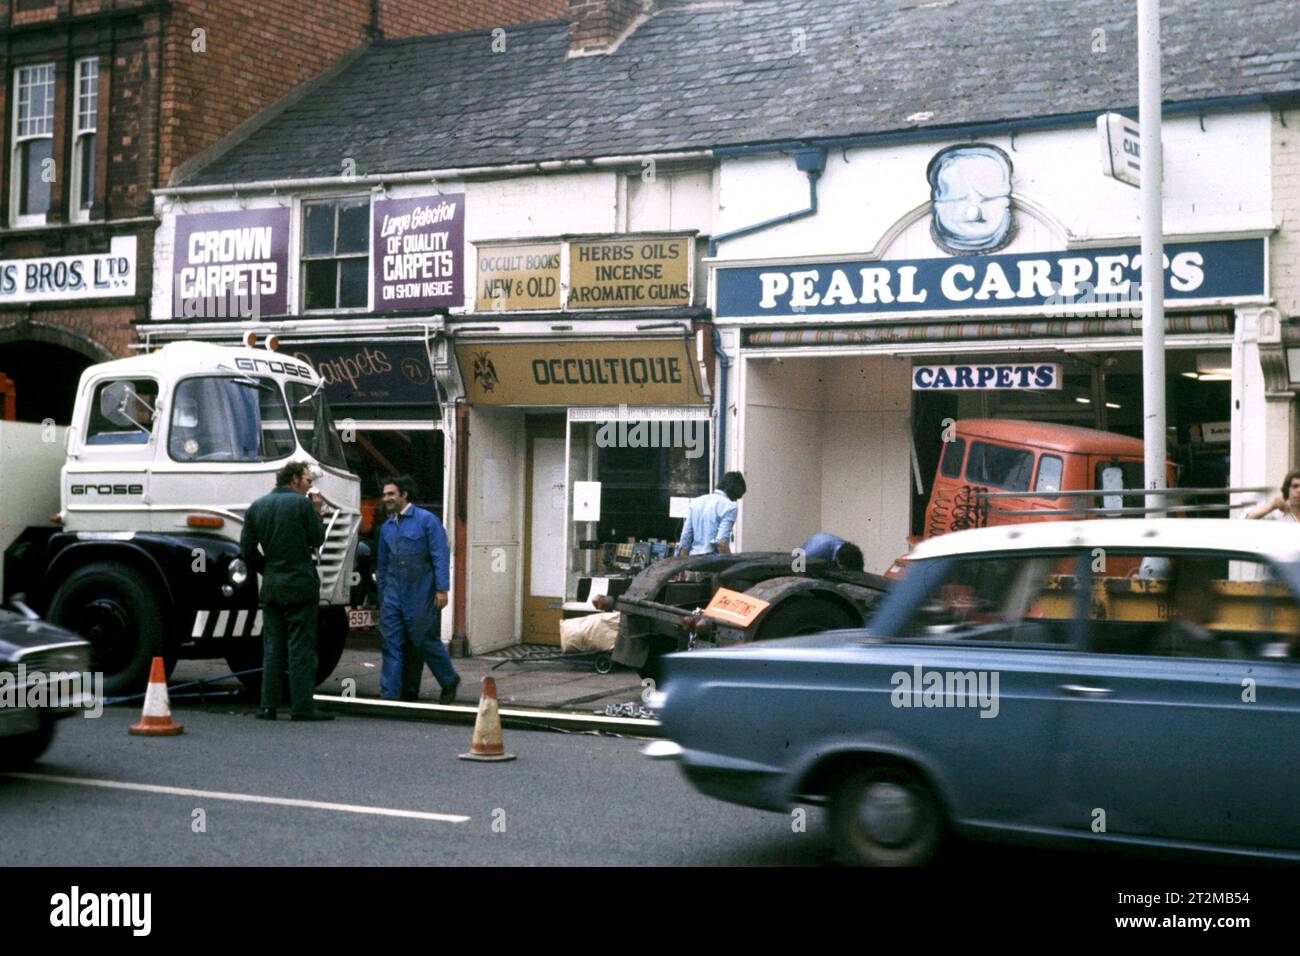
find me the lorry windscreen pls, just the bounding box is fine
[286,381,347,469]
[168,375,296,462]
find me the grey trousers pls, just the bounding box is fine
[261,601,318,715]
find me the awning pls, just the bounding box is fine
[744,313,1232,348]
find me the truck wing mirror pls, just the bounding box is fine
[99,381,136,427]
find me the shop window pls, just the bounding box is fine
[70,57,98,222]
[301,199,370,311]
[336,427,445,539]
[169,376,296,462]
[11,63,55,226]
[966,440,1034,492]
[85,378,158,445]
[1035,454,1063,494]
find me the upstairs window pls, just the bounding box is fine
[301,198,369,311]
[71,57,99,221]
[11,63,55,226]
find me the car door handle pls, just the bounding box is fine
[1059,683,1114,697]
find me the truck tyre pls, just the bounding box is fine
[754,597,860,642]
[48,564,164,696]
[227,606,348,695]
[829,767,944,867]
[0,717,55,769]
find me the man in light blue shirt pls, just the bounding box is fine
[677,471,747,556]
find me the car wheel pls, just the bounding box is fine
[754,597,860,641]
[828,767,944,867]
[226,607,348,694]
[0,718,55,769]
[48,564,164,697]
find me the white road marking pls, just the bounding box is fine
[1,772,470,824]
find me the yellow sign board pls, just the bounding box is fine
[702,588,770,629]
[456,338,704,406]
[475,242,562,311]
[567,236,692,308]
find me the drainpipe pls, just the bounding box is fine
[451,401,470,657]
[707,147,827,483]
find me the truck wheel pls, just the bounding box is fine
[227,607,348,694]
[754,598,860,642]
[0,717,55,769]
[48,564,163,696]
[829,767,944,867]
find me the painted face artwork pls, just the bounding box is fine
[928,144,1015,254]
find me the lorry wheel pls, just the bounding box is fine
[754,598,860,642]
[829,767,944,867]
[0,717,55,769]
[48,564,163,696]
[227,607,348,694]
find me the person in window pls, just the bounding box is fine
[87,383,156,445]
[1245,468,1300,522]
[676,471,746,556]
[800,533,865,571]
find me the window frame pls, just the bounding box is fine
[298,196,371,314]
[1080,548,1300,662]
[10,61,56,228]
[874,550,1091,650]
[69,56,99,223]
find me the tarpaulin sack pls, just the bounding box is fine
[559,612,620,653]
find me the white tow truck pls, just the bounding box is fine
[0,339,362,694]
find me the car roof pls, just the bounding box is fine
[955,419,1147,456]
[908,518,1300,563]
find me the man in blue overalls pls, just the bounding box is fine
[377,475,461,704]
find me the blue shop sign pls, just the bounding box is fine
[715,238,1265,319]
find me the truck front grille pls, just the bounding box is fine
[318,510,359,598]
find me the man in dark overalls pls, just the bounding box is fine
[240,460,334,721]
[377,475,460,704]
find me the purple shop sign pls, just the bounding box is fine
[373,194,464,311]
[170,208,290,320]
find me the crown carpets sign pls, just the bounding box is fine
[913,363,1062,390]
[373,194,464,311]
[715,239,1265,319]
[171,208,289,318]
[0,235,136,303]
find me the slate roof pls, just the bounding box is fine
[182,0,1300,186]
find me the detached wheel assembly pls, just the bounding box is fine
[828,767,944,867]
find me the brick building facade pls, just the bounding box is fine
[0,0,565,423]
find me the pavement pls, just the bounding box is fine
[168,628,647,713]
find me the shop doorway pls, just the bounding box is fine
[522,415,566,645]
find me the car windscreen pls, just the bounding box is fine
[168,376,296,462]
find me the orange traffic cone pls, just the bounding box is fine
[457,676,515,762]
[129,657,184,736]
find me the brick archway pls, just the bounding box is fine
[0,321,111,424]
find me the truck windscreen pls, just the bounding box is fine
[286,381,348,469]
[169,376,296,462]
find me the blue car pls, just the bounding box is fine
[652,519,1300,865]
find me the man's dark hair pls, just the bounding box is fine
[1282,469,1300,500]
[835,542,865,572]
[275,460,311,487]
[717,471,746,501]
[384,474,417,500]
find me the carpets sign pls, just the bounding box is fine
[171,209,289,318]
[373,194,464,311]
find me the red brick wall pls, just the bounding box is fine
[159,0,568,185]
[379,0,567,37]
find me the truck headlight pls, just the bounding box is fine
[228,558,249,586]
